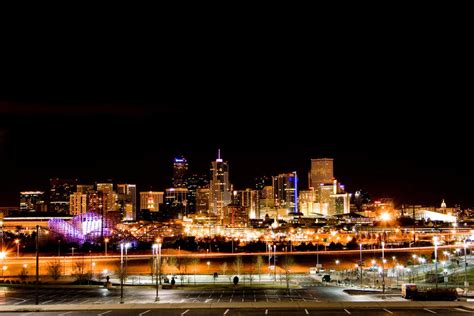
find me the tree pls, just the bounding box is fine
[191,258,200,285]
[233,256,243,276]
[165,257,178,274]
[74,259,88,284]
[19,266,29,281]
[48,260,62,281]
[221,262,228,277]
[282,255,295,295]
[254,256,264,281]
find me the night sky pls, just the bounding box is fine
[0,30,471,208]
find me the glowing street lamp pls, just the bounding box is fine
[433,236,439,289]
[14,239,20,257]
[104,238,109,256]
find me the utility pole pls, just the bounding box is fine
[35,225,39,305]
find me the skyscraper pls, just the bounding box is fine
[272,172,298,214]
[96,183,117,214]
[209,150,231,224]
[172,156,188,188]
[49,178,77,214]
[117,184,137,221]
[20,191,46,212]
[309,158,334,188]
[185,174,209,214]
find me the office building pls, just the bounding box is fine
[20,191,47,212]
[185,174,209,214]
[272,172,298,214]
[96,183,117,214]
[49,178,77,214]
[309,158,334,187]
[209,150,231,224]
[173,156,189,188]
[140,191,164,212]
[165,188,188,218]
[69,192,88,216]
[196,188,210,214]
[117,184,137,221]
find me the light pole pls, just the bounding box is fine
[371,259,376,288]
[433,236,439,289]
[273,245,277,282]
[104,238,109,256]
[120,243,124,304]
[359,243,363,288]
[381,241,385,297]
[35,225,39,305]
[71,247,75,275]
[335,259,340,284]
[464,239,468,294]
[15,239,20,257]
[125,243,130,281]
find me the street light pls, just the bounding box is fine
[381,241,385,297]
[335,260,340,284]
[104,238,109,256]
[152,242,161,302]
[433,236,439,289]
[464,239,468,294]
[120,243,124,304]
[15,239,20,257]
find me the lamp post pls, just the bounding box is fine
[104,238,109,256]
[371,259,376,288]
[15,239,20,257]
[335,259,340,284]
[433,236,439,289]
[381,241,385,297]
[359,243,363,288]
[464,239,468,294]
[71,247,75,276]
[120,243,124,304]
[273,245,277,282]
[35,225,39,305]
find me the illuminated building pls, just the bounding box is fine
[69,192,87,216]
[76,184,94,193]
[255,176,270,191]
[313,180,351,216]
[232,189,259,219]
[48,178,77,214]
[20,191,47,212]
[173,156,189,188]
[298,188,318,217]
[209,150,231,224]
[117,184,137,221]
[196,188,210,214]
[258,186,275,219]
[48,212,112,244]
[185,174,209,214]
[309,158,334,187]
[272,172,298,214]
[140,191,164,212]
[96,183,117,214]
[165,188,188,218]
[227,204,248,227]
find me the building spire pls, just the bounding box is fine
[218,148,221,160]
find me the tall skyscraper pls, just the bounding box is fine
[165,188,188,218]
[117,184,137,221]
[196,188,210,214]
[209,150,231,224]
[172,156,189,188]
[140,191,164,212]
[186,174,209,214]
[272,172,298,214]
[69,192,87,216]
[49,178,77,214]
[96,183,117,214]
[309,158,334,188]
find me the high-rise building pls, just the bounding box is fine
[272,172,298,214]
[69,192,88,216]
[185,174,209,214]
[255,176,270,191]
[20,191,47,212]
[117,184,137,221]
[196,188,210,214]
[209,150,231,224]
[96,183,117,215]
[165,188,188,218]
[232,189,259,219]
[49,178,77,214]
[309,158,334,188]
[173,156,189,188]
[140,191,164,212]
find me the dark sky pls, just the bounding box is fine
[0,22,472,208]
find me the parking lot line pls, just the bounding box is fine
[383,308,393,314]
[224,309,230,315]
[181,309,190,315]
[97,311,112,316]
[454,308,472,313]
[139,310,151,316]
[58,312,73,316]
[423,309,437,314]
[344,309,351,315]
[305,309,309,315]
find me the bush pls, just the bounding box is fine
[413,288,458,301]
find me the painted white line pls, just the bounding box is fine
[424,309,437,314]
[205,298,212,303]
[180,299,185,303]
[344,309,351,315]
[305,309,309,315]
[41,299,54,305]
[98,311,112,316]
[224,309,230,315]
[454,308,472,313]
[58,312,73,316]
[139,310,151,316]
[181,309,190,316]
[21,313,34,316]
[229,297,232,302]
[265,309,268,315]
[383,308,393,314]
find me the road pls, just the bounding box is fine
[0,307,473,316]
